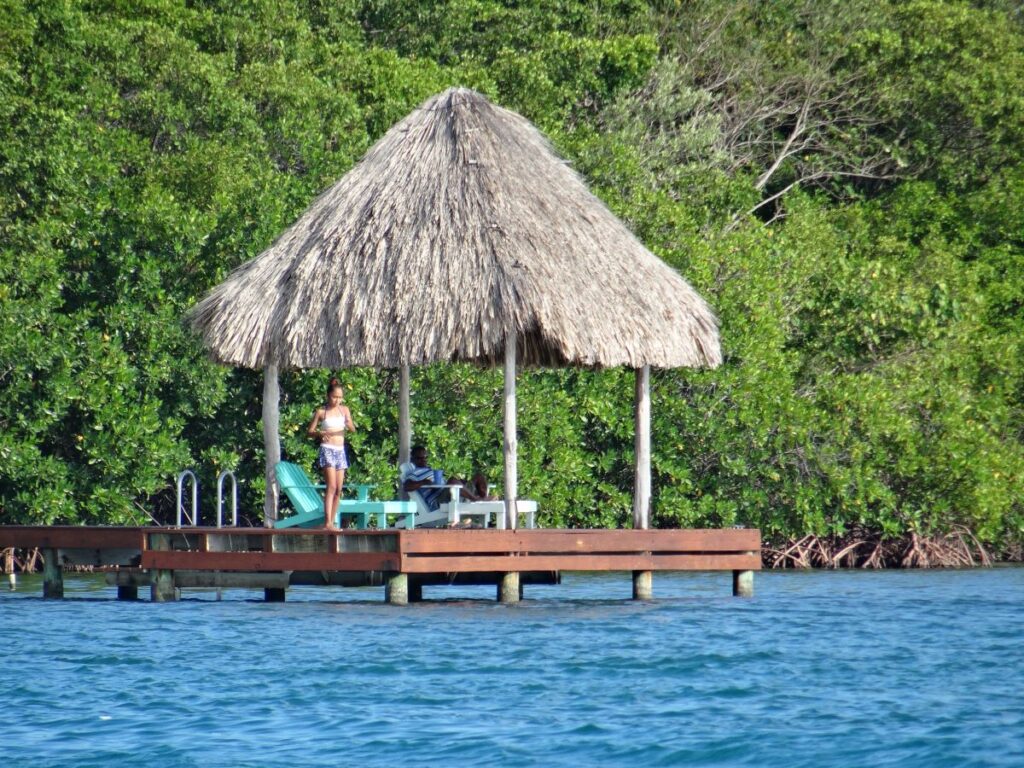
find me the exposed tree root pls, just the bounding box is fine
[3,546,40,575]
[765,526,994,569]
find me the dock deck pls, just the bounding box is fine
[0,526,760,603]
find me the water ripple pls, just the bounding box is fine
[3,569,1023,767]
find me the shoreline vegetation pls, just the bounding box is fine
[2,2,1022,553]
[765,527,1005,569]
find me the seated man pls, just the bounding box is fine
[401,445,489,511]
[465,472,496,501]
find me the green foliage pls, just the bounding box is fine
[844,0,1024,188]
[2,0,1022,553]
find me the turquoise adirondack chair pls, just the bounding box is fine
[274,461,330,528]
[274,461,417,529]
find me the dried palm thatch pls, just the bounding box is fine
[188,87,721,370]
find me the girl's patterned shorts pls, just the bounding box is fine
[318,443,349,470]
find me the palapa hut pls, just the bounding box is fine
[188,87,721,530]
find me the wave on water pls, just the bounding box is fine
[2,569,1023,767]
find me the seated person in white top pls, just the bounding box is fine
[401,445,490,512]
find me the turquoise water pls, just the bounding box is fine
[2,569,1022,767]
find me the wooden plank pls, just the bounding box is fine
[0,526,144,549]
[271,533,334,553]
[105,570,151,587]
[174,571,291,589]
[146,527,397,538]
[400,553,762,573]
[141,550,399,572]
[107,569,292,590]
[58,548,140,567]
[399,528,761,554]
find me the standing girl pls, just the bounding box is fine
[307,377,356,529]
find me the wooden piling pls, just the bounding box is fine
[42,548,63,599]
[149,533,177,602]
[117,585,138,600]
[264,587,286,602]
[386,573,408,605]
[6,547,17,590]
[498,572,520,603]
[151,570,175,602]
[632,570,653,600]
[409,580,423,603]
[733,569,754,597]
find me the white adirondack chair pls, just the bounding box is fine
[395,463,537,528]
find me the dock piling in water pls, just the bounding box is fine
[733,569,754,597]
[117,585,139,600]
[386,572,408,605]
[408,580,423,602]
[632,570,653,600]
[149,533,177,602]
[498,572,520,603]
[42,548,63,599]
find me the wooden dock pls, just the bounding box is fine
[0,526,760,603]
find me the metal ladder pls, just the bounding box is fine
[175,470,238,528]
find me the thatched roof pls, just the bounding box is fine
[188,87,721,370]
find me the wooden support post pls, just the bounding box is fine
[4,547,15,590]
[498,572,520,603]
[733,570,754,597]
[151,569,176,602]
[42,548,63,599]
[264,587,286,602]
[149,533,177,602]
[632,570,653,600]
[398,364,412,468]
[634,366,651,530]
[633,368,652,601]
[263,363,281,527]
[385,573,408,605]
[502,333,518,530]
[117,585,138,601]
[409,580,423,603]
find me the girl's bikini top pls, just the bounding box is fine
[321,412,346,432]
